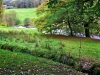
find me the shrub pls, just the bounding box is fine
[29,18,34,26]
[93,67,100,75]
[15,18,21,25]
[24,18,34,27]
[91,63,100,75]
[3,10,20,26]
[24,18,30,27]
[0,22,8,26]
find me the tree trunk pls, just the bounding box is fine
[68,22,73,36]
[84,23,90,37]
[67,16,73,36]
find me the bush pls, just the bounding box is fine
[93,67,100,75]
[0,22,8,26]
[29,18,34,26]
[3,10,20,26]
[15,18,21,25]
[24,18,30,27]
[91,63,100,75]
[23,18,35,28]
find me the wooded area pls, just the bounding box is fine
[35,0,100,37]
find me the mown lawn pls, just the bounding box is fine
[5,8,37,23]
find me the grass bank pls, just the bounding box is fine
[0,49,85,75]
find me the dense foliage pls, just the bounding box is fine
[35,0,100,37]
[3,10,20,26]
[0,0,3,21]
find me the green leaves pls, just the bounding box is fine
[0,0,3,21]
[47,0,58,8]
[35,0,100,37]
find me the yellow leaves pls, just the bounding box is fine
[0,0,3,15]
[0,22,8,26]
[37,21,46,30]
[34,15,48,31]
[29,18,34,26]
[36,2,47,15]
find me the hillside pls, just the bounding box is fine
[0,49,86,75]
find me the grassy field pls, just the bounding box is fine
[0,27,100,59]
[45,35,100,59]
[5,8,37,24]
[0,27,100,74]
[0,26,38,34]
[4,8,100,59]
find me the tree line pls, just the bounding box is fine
[34,0,100,37]
[3,0,45,8]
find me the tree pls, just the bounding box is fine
[0,0,3,21]
[35,0,100,37]
[35,0,78,35]
[74,0,100,37]
[47,0,100,37]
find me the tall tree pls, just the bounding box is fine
[0,0,3,21]
[35,0,100,37]
[47,0,100,37]
[35,0,74,35]
[74,0,100,37]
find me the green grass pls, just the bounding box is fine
[5,8,37,24]
[0,49,84,75]
[0,27,100,74]
[0,49,59,74]
[45,35,100,59]
[0,27,100,59]
[0,26,38,34]
[62,39,100,58]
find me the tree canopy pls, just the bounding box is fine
[0,0,3,21]
[35,0,100,37]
